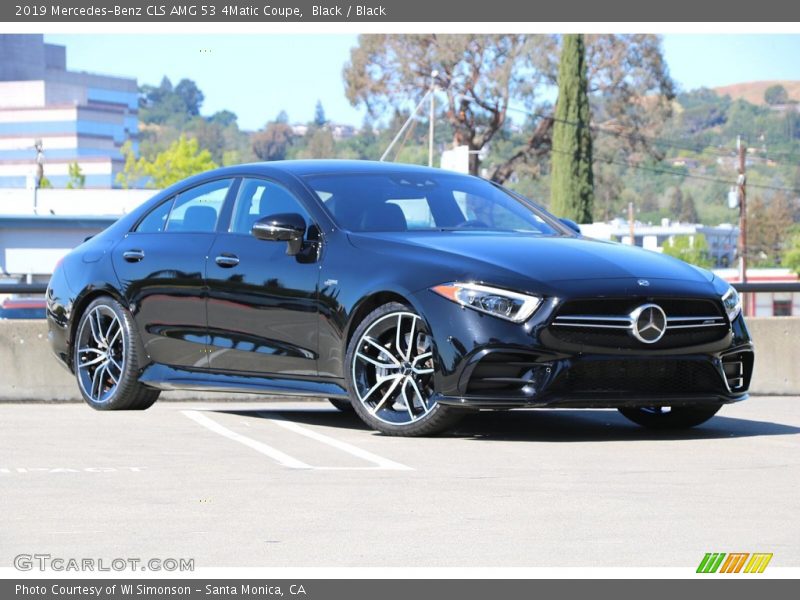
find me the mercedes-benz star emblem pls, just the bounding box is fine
[637,279,650,287]
[630,303,667,344]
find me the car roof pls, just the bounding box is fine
[200,160,471,180]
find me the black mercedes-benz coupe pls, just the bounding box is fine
[46,160,754,436]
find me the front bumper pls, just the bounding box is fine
[413,288,755,410]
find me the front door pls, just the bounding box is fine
[205,177,321,376]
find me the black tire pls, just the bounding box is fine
[618,405,722,430]
[345,302,463,436]
[73,296,160,411]
[328,398,354,412]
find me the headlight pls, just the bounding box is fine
[431,282,541,323]
[722,286,742,322]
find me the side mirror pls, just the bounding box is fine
[252,213,306,256]
[559,217,581,235]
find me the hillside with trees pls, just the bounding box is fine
[120,35,800,269]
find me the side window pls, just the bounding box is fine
[135,199,173,233]
[165,179,233,233]
[229,178,310,235]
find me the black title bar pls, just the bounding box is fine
[3,0,800,22]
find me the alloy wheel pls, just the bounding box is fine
[351,311,437,425]
[76,305,126,404]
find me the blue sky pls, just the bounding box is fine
[46,34,800,131]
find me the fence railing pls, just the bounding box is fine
[3,282,800,296]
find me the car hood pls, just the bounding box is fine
[347,231,714,289]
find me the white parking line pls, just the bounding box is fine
[182,410,312,470]
[182,409,413,471]
[258,412,413,471]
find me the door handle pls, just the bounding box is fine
[215,254,240,268]
[122,249,145,262]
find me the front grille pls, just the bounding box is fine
[550,359,725,395]
[548,297,728,350]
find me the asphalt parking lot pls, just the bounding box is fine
[1,396,798,568]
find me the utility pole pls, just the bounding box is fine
[33,139,44,215]
[428,70,438,168]
[737,135,748,315]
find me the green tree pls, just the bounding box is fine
[252,121,295,161]
[550,34,593,222]
[174,79,204,116]
[784,232,800,274]
[117,136,217,189]
[667,186,683,218]
[65,162,85,189]
[300,128,335,159]
[764,84,789,106]
[208,110,238,127]
[314,100,327,127]
[662,234,713,268]
[679,191,699,223]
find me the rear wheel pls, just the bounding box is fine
[618,405,721,429]
[73,297,159,410]
[345,302,463,436]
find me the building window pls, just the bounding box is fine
[773,299,792,317]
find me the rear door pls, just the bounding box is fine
[205,177,321,376]
[112,178,235,368]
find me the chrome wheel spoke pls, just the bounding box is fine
[356,351,401,370]
[363,336,401,365]
[400,380,415,419]
[106,364,120,385]
[107,354,123,373]
[407,377,429,414]
[88,310,105,347]
[91,364,106,399]
[78,354,106,369]
[370,376,403,415]
[412,351,432,365]
[395,313,404,357]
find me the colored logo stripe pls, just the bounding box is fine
[744,553,773,573]
[697,552,773,573]
[697,553,726,573]
[719,553,749,573]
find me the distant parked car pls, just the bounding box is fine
[0,298,47,319]
[47,160,754,436]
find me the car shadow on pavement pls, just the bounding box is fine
[447,410,800,442]
[212,406,800,442]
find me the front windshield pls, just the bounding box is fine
[303,172,567,235]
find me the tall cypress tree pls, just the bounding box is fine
[550,34,594,223]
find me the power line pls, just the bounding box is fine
[503,106,800,193]
[548,147,800,195]
[505,104,800,167]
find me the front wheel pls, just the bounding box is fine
[328,398,354,412]
[618,405,722,430]
[73,297,160,410]
[345,302,462,436]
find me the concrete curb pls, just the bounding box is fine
[1,318,796,401]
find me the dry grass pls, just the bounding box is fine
[713,80,800,105]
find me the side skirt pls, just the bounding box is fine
[138,363,349,399]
